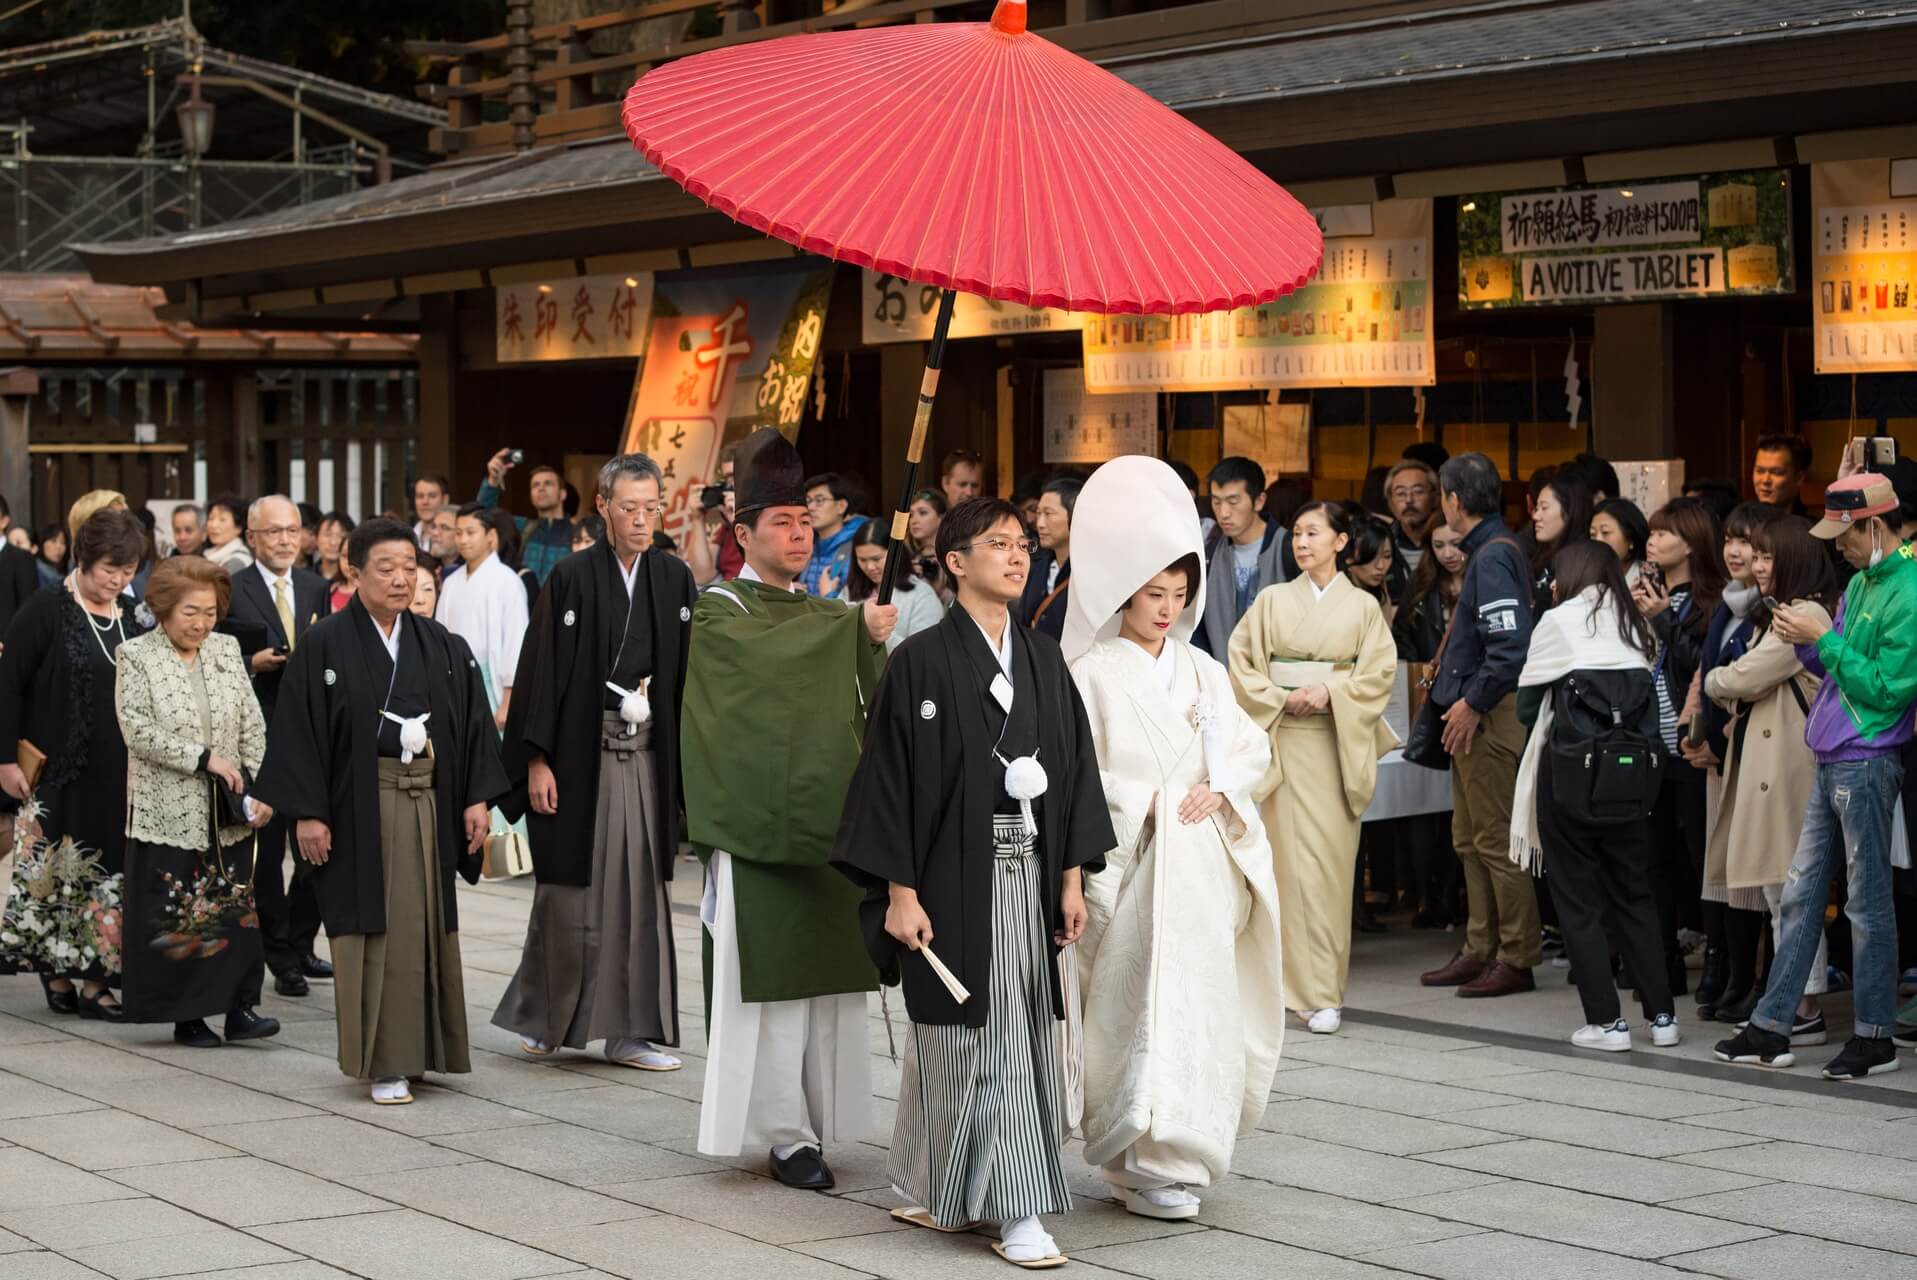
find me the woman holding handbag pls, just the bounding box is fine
[115,556,279,1047]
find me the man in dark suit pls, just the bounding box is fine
[221,494,333,997]
[0,494,39,643]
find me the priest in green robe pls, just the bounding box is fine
[682,428,896,1191]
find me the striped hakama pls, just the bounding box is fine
[493,714,677,1049]
[889,816,1072,1228]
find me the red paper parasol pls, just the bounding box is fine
[623,0,1323,596]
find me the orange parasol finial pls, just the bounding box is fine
[990,0,1027,36]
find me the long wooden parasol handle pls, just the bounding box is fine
[878,286,958,607]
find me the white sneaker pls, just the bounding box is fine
[604,1038,681,1071]
[370,1077,413,1105]
[1571,1019,1631,1052]
[1651,1014,1681,1048]
[1306,1008,1342,1035]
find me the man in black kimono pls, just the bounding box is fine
[493,453,695,1070]
[220,494,332,999]
[834,497,1113,1269]
[255,518,506,1106]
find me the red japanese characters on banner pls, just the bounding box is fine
[618,260,834,547]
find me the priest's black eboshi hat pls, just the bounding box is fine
[732,427,807,518]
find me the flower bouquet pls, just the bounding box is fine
[0,800,123,978]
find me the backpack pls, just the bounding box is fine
[1548,667,1662,826]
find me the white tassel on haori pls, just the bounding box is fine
[380,711,431,764]
[606,680,651,733]
[1000,750,1048,837]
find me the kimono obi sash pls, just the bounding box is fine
[1268,657,1354,687]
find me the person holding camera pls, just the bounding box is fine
[116,557,280,1046]
[221,495,332,999]
[477,449,575,587]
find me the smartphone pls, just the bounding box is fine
[1849,435,1900,470]
[271,644,290,658]
[506,448,525,465]
[1641,563,1664,593]
[1761,595,1780,610]
[1684,717,1708,748]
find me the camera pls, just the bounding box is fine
[506,449,525,466]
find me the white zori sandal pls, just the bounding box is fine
[1117,1185,1201,1220]
[370,1077,413,1106]
[992,1216,1068,1269]
[604,1038,681,1071]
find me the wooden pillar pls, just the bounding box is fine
[232,371,263,497]
[0,367,38,529]
[416,294,459,485]
[1592,303,1675,460]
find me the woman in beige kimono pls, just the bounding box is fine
[1064,456,1284,1223]
[1229,501,1397,1035]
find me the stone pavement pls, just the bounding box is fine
[2,857,1915,1279]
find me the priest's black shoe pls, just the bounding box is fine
[224,1006,281,1042]
[300,954,334,980]
[174,1019,220,1049]
[769,1145,835,1191]
[274,970,310,997]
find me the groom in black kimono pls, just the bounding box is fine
[834,497,1112,1268]
[255,518,507,1106]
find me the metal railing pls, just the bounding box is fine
[0,125,368,272]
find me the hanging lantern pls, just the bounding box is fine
[176,76,216,157]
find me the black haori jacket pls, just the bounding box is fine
[832,607,1112,1028]
[254,599,508,937]
[499,542,695,887]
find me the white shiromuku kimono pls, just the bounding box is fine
[1228,574,1397,1014]
[1071,635,1284,1190]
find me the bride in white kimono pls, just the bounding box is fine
[1062,456,1285,1223]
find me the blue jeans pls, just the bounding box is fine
[1753,754,1903,1039]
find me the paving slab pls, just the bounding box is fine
[70,1075,319,1129]
[0,1224,33,1253]
[107,1155,391,1227]
[1194,1176,1485,1254]
[4,1252,113,1279]
[348,1160,655,1246]
[0,1073,104,1121]
[792,1222,1137,1280]
[194,1114,472,1178]
[0,1146,147,1209]
[528,1213,876,1279]
[0,1196,222,1249]
[1269,1065,1518,1117]
[1270,1037,1536,1083]
[256,1207,581,1280]
[1665,1231,1917,1279]
[431,1120,721,1186]
[1418,1137,1770,1203]
[1362,1229,1702,1278]
[0,1040,191,1091]
[1449,1068,1758,1119]
[191,1266,361,1280]
[1448,1099,1769,1157]
[0,1013,71,1047]
[0,1108,234,1170]
[1670,1104,1917,1158]
[597,1168,903,1244]
[504,1082,703,1144]
[1074,1228,1431,1279]
[1251,1097,1520,1155]
[1228,1132,1507,1200]
[1664,1182,1917,1254]
[1673,1140,1917,1204]
[287,1081,550,1137]
[1393,1179,1772,1258]
[64,1226,299,1279]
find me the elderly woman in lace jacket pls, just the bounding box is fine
[0,509,148,1019]
[115,556,279,1048]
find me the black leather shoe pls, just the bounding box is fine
[224,1006,281,1041]
[299,954,334,980]
[40,974,78,1015]
[1694,945,1726,1008]
[1353,909,1388,934]
[769,1145,835,1191]
[174,1019,219,1048]
[77,989,125,1022]
[274,971,310,998]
